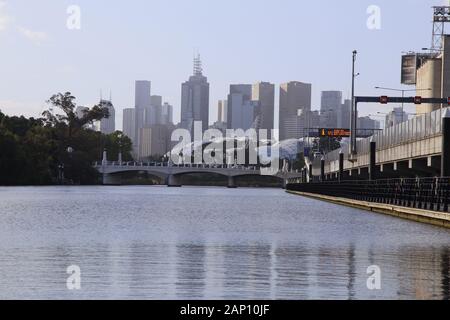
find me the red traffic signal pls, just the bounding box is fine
[448,97,450,105]
[414,96,422,104]
[380,96,389,104]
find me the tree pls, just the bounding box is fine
[0,93,134,185]
[42,92,109,139]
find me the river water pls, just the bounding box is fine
[0,186,449,300]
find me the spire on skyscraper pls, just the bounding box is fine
[193,53,203,76]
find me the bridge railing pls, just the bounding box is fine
[287,177,450,213]
[94,161,264,171]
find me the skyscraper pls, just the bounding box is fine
[252,82,275,132]
[161,102,173,125]
[135,81,152,110]
[279,81,312,140]
[180,54,210,135]
[134,80,151,155]
[227,84,257,130]
[217,100,228,123]
[99,100,115,134]
[338,99,351,129]
[320,91,343,129]
[122,108,136,141]
[150,95,163,126]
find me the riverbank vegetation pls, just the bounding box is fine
[0,92,133,186]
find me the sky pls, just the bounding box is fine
[0,0,447,130]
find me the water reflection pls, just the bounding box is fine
[0,186,449,300]
[1,242,450,300]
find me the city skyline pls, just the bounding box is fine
[0,0,443,131]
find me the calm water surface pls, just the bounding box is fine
[0,186,449,300]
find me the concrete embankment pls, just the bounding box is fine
[287,190,450,229]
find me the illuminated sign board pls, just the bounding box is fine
[319,128,351,138]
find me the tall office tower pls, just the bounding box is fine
[180,54,210,135]
[122,108,136,141]
[279,81,312,140]
[252,82,275,132]
[150,95,163,125]
[135,81,152,109]
[99,100,115,134]
[161,102,174,125]
[320,91,342,129]
[134,80,151,155]
[338,99,352,129]
[217,100,228,123]
[227,84,259,130]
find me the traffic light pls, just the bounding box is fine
[380,96,389,104]
[414,96,422,104]
[448,97,450,105]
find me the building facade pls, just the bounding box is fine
[252,82,275,132]
[227,84,259,130]
[99,100,115,135]
[320,91,342,129]
[122,108,136,142]
[218,100,228,123]
[385,107,408,128]
[279,81,312,140]
[180,55,210,135]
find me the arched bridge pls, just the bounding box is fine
[93,161,303,188]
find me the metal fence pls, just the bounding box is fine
[287,178,450,213]
[314,107,448,173]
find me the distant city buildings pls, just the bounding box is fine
[357,116,380,130]
[338,99,352,129]
[121,80,176,160]
[180,54,210,135]
[227,84,259,131]
[138,124,174,160]
[122,108,136,142]
[279,81,312,140]
[217,100,228,123]
[252,82,275,132]
[161,102,173,126]
[134,80,151,155]
[385,107,408,128]
[99,100,115,134]
[320,91,342,129]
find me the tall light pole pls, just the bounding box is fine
[374,87,432,123]
[350,50,358,156]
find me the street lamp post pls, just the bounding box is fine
[350,50,358,156]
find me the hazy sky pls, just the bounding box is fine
[0,0,446,129]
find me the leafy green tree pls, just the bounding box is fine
[42,92,109,139]
[0,93,134,186]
